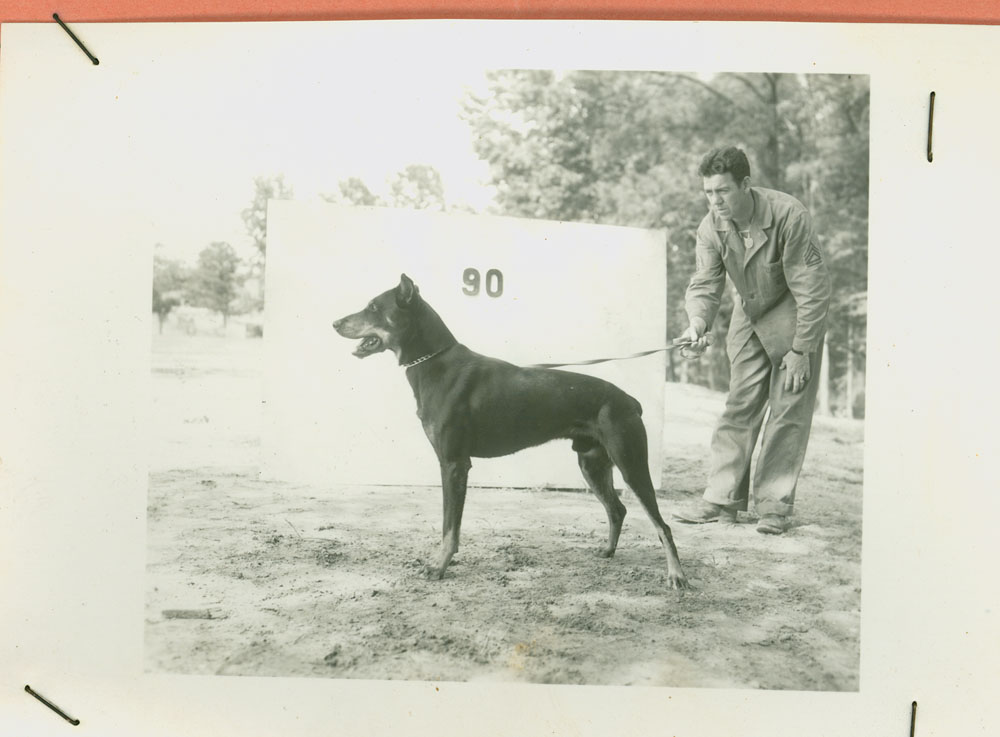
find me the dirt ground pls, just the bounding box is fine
[145,331,863,690]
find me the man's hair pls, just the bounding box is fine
[698,147,751,182]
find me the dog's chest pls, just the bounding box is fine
[420,417,437,447]
[408,363,473,455]
[413,389,461,455]
[411,386,442,448]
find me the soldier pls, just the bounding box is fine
[673,146,831,534]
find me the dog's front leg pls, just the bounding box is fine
[422,457,470,580]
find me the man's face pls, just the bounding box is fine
[702,172,752,222]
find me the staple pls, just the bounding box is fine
[927,92,935,162]
[53,13,100,65]
[24,685,80,726]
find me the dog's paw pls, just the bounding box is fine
[667,572,690,590]
[419,563,446,581]
[594,547,616,559]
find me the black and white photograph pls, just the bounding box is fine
[142,44,868,688]
[5,19,997,737]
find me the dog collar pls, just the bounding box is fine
[402,348,446,369]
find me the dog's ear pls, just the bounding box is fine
[397,273,419,306]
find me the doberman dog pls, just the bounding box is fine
[332,274,688,589]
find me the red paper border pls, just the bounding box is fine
[1,0,999,25]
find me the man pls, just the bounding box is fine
[673,146,831,534]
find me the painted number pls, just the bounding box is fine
[462,268,480,296]
[462,268,504,298]
[485,269,504,297]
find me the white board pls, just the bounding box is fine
[262,202,667,488]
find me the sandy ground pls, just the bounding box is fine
[145,332,863,689]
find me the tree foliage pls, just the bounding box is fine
[388,164,446,211]
[241,174,294,274]
[462,71,869,415]
[322,165,447,211]
[239,174,293,313]
[186,241,245,326]
[152,247,187,334]
[333,176,380,206]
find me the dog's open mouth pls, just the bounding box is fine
[353,335,383,357]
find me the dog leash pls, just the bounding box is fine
[526,340,707,369]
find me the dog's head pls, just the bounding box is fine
[332,274,420,358]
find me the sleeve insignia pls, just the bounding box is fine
[804,240,823,267]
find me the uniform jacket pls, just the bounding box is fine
[685,187,832,362]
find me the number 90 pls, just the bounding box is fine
[462,268,504,298]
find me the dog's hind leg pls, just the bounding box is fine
[574,438,626,558]
[600,409,689,590]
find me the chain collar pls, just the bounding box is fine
[402,348,446,369]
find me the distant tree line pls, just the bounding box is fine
[152,241,248,333]
[319,163,452,212]
[152,166,453,333]
[461,71,869,417]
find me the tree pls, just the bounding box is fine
[331,176,380,206]
[152,248,187,334]
[388,164,446,210]
[186,242,244,327]
[241,174,293,281]
[321,165,448,210]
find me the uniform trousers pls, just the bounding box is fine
[703,331,823,516]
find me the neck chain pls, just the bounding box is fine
[402,348,446,369]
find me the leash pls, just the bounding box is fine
[526,340,708,369]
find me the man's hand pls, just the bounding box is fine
[780,350,811,393]
[675,319,713,359]
[675,318,711,349]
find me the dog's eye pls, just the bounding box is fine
[367,303,378,313]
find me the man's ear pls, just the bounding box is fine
[397,273,419,306]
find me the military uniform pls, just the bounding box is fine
[686,187,831,516]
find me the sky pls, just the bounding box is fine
[130,29,497,265]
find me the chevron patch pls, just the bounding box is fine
[804,240,823,267]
